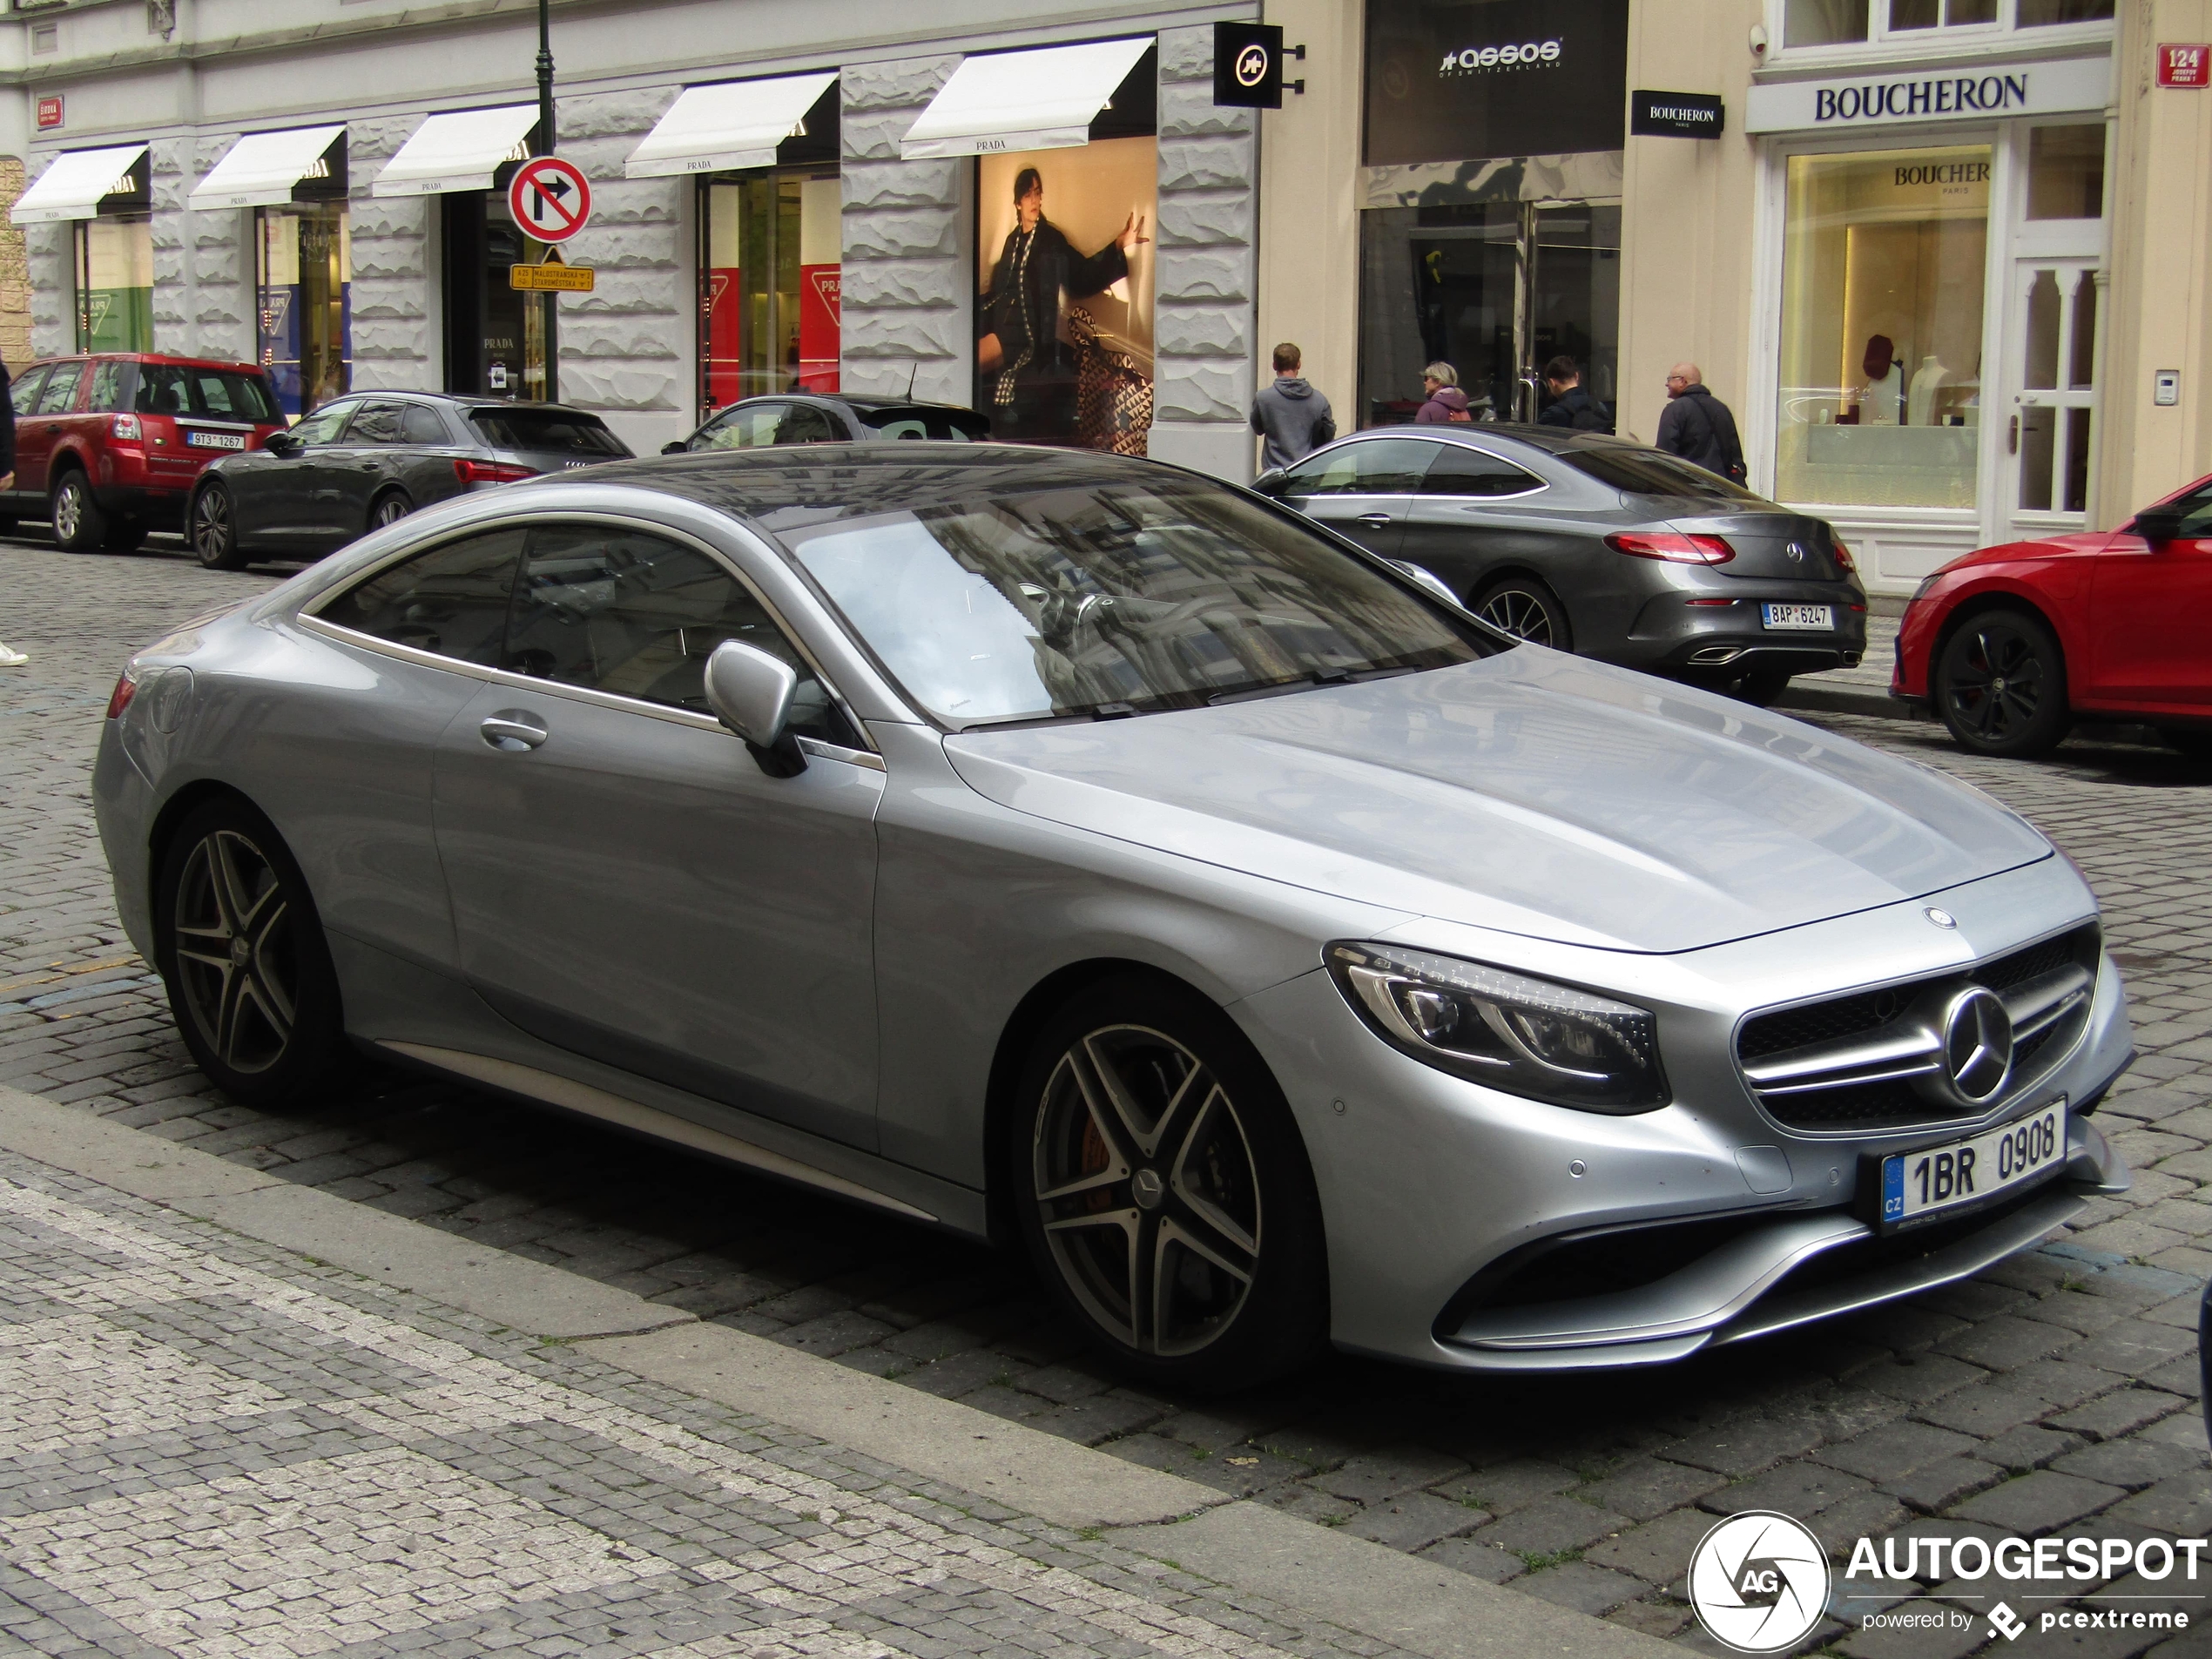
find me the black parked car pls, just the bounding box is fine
[187,394,632,570]
[1256,425,1869,705]
[662,394,988,453]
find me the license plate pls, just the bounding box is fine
[185,431,246,450]
[1879,1103,2067,1231]
[1761,603,1834,631]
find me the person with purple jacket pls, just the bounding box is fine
[1413,362,1473,423]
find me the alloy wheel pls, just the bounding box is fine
[171,828,297,1076]
[1032,1023,1262,1358]
[1944,624,2048,743]
[53,479,82,542]
[1476,587,1554,646]
[373,495,412,528]
[192,489,233,563]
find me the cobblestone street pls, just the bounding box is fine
[5,536,2212,1656]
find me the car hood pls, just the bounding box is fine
[941,651,2050,954]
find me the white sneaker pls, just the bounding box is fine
[0,646,26,667]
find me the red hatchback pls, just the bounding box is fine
[3,354,286,553]
[1893,476,2212,759]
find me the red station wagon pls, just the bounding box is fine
[2,354,286,552]
[1893,474,2212,759]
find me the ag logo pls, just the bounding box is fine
[1235,43,1271,88]
[1688,1512,1830,1653]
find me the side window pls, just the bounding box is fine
[36,363,84,415]
[315,529,525,667]
[89,361,129,413]
[1282,438,1433,496]
[697,403,784,450]
[401,405,449,445]
[9,366,50,416]
[1421,445,1544,499]
[290,401,360,447]
[505,523,851,742]
[345,402,407,444]
[779,403,840,443]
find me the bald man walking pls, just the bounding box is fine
[1655,363,1745,483]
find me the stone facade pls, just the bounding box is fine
[840,57,968,407]
[550,87,685,418]
[1150,24,1258,478]
[0,159,31,372]
[26,214,69,363]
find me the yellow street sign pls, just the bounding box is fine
[509,262,595,292]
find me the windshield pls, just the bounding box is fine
[467,408,631,456]
[781,476,1487,726]
[134,365,280,423]
[1559,445,1764,502]
[853,406,988,441]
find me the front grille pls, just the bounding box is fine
[1737,922,2100,1133]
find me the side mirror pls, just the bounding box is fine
[660,440,688,455]
[703,639,806,776]
[2133,506,2188,545]
[263,430,302,455]
[1251,468,1287,496]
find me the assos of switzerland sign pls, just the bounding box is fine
[1743,53,2109,132]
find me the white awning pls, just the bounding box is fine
[900,37,1152,158]
[625,71,838,178]
[372,105,537,197]
[187,125,347,211]
[10,144,149,225]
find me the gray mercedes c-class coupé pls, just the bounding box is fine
[92,446,2133,1389]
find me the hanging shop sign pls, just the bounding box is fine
[506,155,592,244]
[1631,90,1723,138]
[1213,22,1286,109]
[1743,54,2110,133]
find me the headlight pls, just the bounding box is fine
[1325,943,1669,1113]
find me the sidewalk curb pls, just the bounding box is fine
[0,1081,1680,1656]
[1777,681,1920,722]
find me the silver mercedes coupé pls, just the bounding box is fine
[92,446,2134,1388]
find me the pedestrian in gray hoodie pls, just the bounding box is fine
[1250,343,1335,471]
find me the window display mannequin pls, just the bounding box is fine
[1907,354,1950,428]
[1858,334,1904,425]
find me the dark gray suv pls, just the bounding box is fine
[1258,426,1868,705]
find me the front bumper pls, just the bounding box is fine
[1232,854,2132,1372]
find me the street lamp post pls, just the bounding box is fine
[533,0,558,402]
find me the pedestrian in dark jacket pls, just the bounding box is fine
[1536,356,1610,432]
[1413,362,1472,424]
[1249,342,1335,470]
[1655,363,1745,482]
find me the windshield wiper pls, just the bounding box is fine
[1205,664,1420,706]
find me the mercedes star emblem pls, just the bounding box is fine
[1784,541,1807,563]
[1939,985,2013,1105]
[1925,907,1957,928]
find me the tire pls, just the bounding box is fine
[1470,575,1573,651]
[154,798,346,1108]
[1934,608,2072,758]
[50,469,108,553]
[368,490,414,531]
[1009,974,1328,1391]
[101,519,146,553]
[190,482,247,570]
[2161,726,2212,761]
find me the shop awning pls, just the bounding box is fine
[625,71,838,178]
[10,144,149,225]
[187,125,347,211]
[900,37,1152,158]
[372,105,537,197]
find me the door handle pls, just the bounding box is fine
[2007,415,2019,456]
[1358,512,1394,527]
[480,712,547,752]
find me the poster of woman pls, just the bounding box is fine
[976,138,1157,452]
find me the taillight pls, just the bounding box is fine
[454,458,537,485]
[106,667,138,719]
[1604,531,1736,566]
[1831,538,1856,572]
[111,413,142,441]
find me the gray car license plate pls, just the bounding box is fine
[1879,1102,2067,1230]
[186,431,247,449]
[1761,603,1833,631]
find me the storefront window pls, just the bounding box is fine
[973,137,1157,452]
[2026,124,2104,219]
[256,204,351,416]
[2018,0,2113,23]
[73,216,152,352]
[442,192,548,401]
[1782,0,2109,44]
[698,172,840,414]
[1776,145,1990,509]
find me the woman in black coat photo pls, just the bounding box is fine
[977,165,1148,442]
